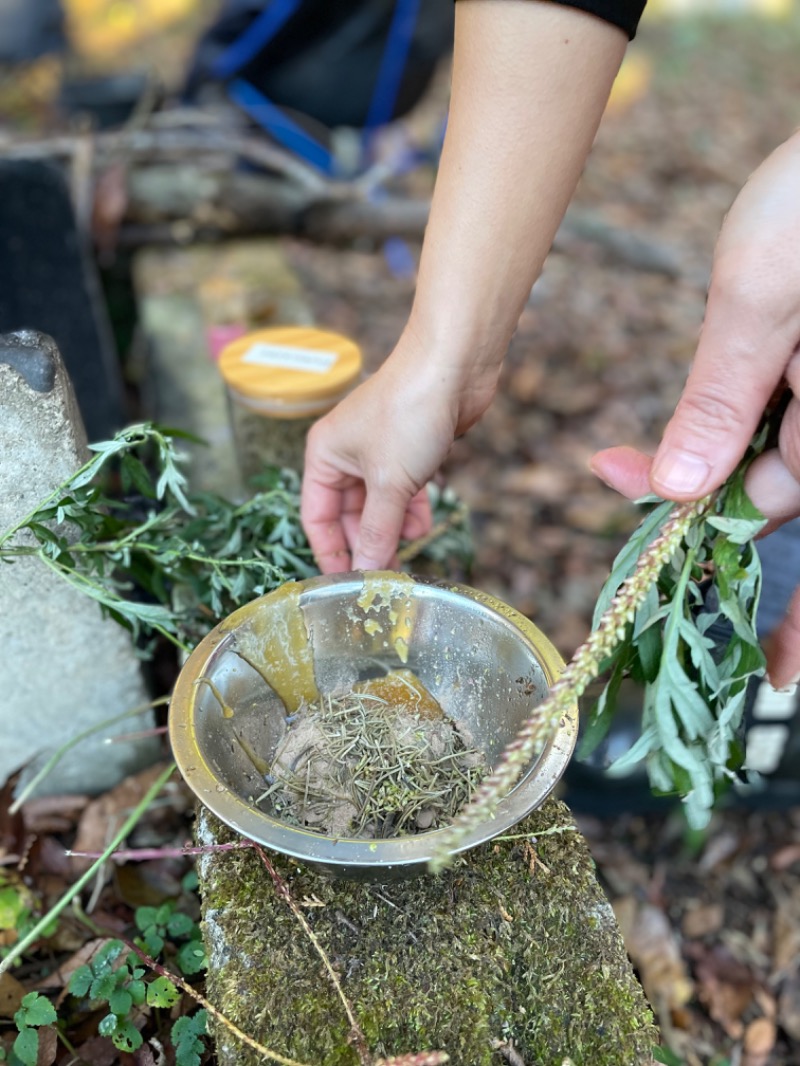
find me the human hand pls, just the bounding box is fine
[591,130,800,688]
[301,328,498,573]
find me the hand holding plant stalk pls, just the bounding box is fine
[429,397,788,872]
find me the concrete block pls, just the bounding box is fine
[0,161,126,440]
[0,331,158,795]
[197,798,658,1065]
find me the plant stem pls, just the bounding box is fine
[0,762,176,975]
[252,842,372,1066]
[67,841,255,861]
[10,696,170,814]
[37,553,191,653]
[428,496,711,873]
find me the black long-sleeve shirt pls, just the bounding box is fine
[460,0,647,40]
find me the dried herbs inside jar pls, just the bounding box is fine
[258,670,486,839]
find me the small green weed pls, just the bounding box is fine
[3,992,58,1066]
[135,899,207,975]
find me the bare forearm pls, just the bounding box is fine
[408,0,626,405]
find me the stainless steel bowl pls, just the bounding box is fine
[169,571,577,880]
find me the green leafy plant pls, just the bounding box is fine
[9,992,57,1066]
[0,424,315,655]
[135,900,207,975]
[68,936,210,1061]
[172,1009,209,1066]
[578,466,764,826]
[0,876,58,963]
[0,423,468,657]
[69,940,149,1052]
[430,394,788,870]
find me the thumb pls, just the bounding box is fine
[649,283,788,501]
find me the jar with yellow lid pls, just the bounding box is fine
[218,326,363,483]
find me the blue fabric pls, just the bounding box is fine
[365,0,421,131]
[212,0,301,80]
[229,78,333,174]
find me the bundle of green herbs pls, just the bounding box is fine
[0,424,473,658]
[430,394,788,870]
[0,424,316,656]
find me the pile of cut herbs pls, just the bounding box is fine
[260,671,486,838]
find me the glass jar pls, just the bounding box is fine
[218,326,362,483]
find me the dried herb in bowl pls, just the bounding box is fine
[258,671,486,839]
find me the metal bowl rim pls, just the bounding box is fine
[169,572,577,870]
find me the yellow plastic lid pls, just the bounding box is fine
[219,326,362,417]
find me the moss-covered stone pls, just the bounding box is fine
[197,799,658,1066]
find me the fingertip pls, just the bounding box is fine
[744,449,800,522]
[589,446,654,501]
[313,548,353,575]
[764,586,800,690]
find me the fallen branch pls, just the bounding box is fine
[0,111,685,275]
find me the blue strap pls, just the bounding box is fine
[215,0,421,177]
[212,0,301,80]
[229,78,333,175]
[364,0,421,131]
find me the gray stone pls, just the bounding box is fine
[0,161,126,440]
[0,331,158,795]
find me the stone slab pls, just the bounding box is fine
[0,331,157,795]
[132,240,314,496]
[197,798,658,1066]
[0,160,125,440]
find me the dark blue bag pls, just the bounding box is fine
[186,0,454,174]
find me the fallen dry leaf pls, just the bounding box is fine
[35,1025,57,1066]
[614,897,694,1013]
[0,769,26,864]
[742,1017,776,1066]
[73,1035,123,1066]
[71,762,175,875]
[686,942,760,1040]
[36,937,107,992]
[768,843,800,871]
[21,794,89,835]
[0,971,26,1018]
[778,974,800,1042]
[771,886,800,976]
[681,903,724,941]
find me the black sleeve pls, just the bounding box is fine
[457,0,646,41]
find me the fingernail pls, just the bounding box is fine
[764,671,800,692]
[352,555,381,572]
[651,450,712,495]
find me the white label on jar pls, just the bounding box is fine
[242,343,338,373]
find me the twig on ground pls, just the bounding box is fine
[252,842,372,1066]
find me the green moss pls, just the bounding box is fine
[197,799,658,1065]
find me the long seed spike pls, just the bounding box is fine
[428,496,711,873]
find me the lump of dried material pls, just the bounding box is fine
[261,672,485,839]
